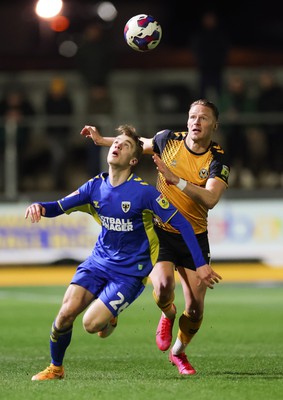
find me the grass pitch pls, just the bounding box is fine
[0,282,282,400]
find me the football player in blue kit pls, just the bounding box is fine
[25,124,221,381]
[80,99,228,375]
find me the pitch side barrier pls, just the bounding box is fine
[0,200,282,267]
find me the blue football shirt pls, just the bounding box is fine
[39,172,206,278]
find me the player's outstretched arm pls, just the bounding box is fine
[169,211,222,289]
[80,125,115,146]
[80,125,154,154]
[25,203,46,223]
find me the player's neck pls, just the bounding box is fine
[108,166,132,187]
[187,137,212,153]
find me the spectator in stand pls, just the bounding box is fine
[218,74,257,187]
[244,125,269,188]
[44,77,74,190]
[256,71,283,187]
[190,11,230,101]
[75,20,115,179]
[75,20,114,115]
[0,85,35,191]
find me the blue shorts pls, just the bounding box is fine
[71,257,146,317]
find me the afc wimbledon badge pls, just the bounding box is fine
[121,201,131,213]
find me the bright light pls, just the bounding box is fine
[50,15,70,32]
[96,2,117,22]
[59,40,78,58]
[35,0,63,19]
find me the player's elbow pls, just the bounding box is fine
[203,191,222,210]
[205,198,219,210]
[140,137,153,154]
[207,202,216,210]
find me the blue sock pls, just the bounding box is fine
[49,322,73,366]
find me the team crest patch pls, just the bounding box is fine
[121,201,131,213]
[199,168,209,179]
[156,194,170,209]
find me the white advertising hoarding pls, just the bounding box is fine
[0,203,101,264]
[208,199,283,266]
[0,200,282,266]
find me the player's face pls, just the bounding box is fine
[187,105,217,142]
[107,134,137,167]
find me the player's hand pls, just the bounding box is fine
[196,264,222,289]
[25,203,46,223]
[152,154,179,185]
[80,125,103,145]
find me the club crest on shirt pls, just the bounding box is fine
[156,194,170,209]
[199,168,209,179]
[121,201,131,213]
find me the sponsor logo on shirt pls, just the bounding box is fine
[221,165,230,179]
[100,216,133,231]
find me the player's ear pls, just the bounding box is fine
[130,158,138,166]
[214,122,218,131]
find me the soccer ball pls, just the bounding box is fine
[124,14,162,52]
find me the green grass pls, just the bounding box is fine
[0,283,282,400]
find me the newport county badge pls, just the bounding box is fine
[156,194,170,209]
[199,168,209,179]
[121,201,131,213]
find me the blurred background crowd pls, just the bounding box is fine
[1,0,283,200]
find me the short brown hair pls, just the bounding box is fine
[115,124,144,161]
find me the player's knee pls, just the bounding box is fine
[57,307,76,326]
[153,277,175,299]
[82,314,105,334]
[83,315,97,333]
[153,288,175,310]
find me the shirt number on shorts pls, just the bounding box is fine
[109,291,129,314]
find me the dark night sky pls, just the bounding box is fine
[163,0,283,50]
[0,1,282,69]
